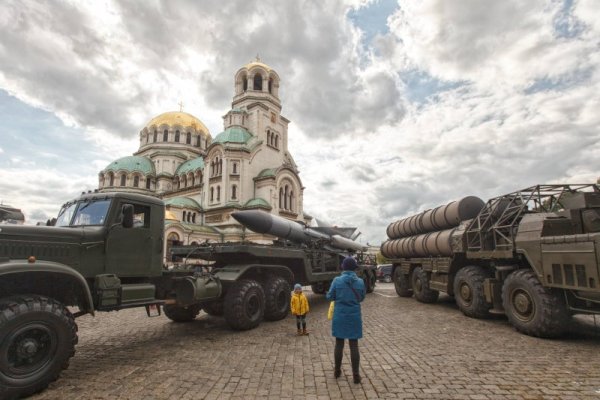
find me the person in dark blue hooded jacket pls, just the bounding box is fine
[326,256,366,384]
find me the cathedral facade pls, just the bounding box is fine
[98,60,309,257]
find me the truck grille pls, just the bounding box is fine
[551,263,595,288]
[0,241,73,262]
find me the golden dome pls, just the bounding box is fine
[146,111,210,137]
[244,61,272,72]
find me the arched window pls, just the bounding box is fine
[186,132,191,144]
[269,78,273,93]
[232,185,237,200]
[243,77,248,91]
[145,133,149,143]
[109,173,114,187]
[163,129,168,142]
[120,175,126,187]
[183,211,186,221]
[133,175,139,188]
[275,135,279,148]
[190,175,195,186]
[217,186,221,201]
[153,130,157,142]
[181,176,187,188]
[196,136,201,147]
[210,187,214,202]
[289,191,294,211]
[232,163,237,174]
[175,130,180,142]
[166,232,181,257]
[192,213,196,224]
[210,161,214,177]
[219,159,223,175]
[284,185,288,209]
[279,188,283,209]
[146,178,151,189]
[253,74,262,90]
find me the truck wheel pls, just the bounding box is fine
[202,301,224,317]
[224,280,265,330]
[310,281,330,295]
[0,295,77,399]
[384,275,392,283]
[411,266,439,303]
[453,266,491,319]
[163,304,201,322]
[502,269,569,338]
[393,267,413,297]
[264,276,291,321]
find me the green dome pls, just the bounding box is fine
[104,156,154,175]
[257,168,276,178]
[164,197,202,210]
[213,126,253,144]
[176,158,204,175]
[244,197,272,210]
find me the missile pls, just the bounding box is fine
[231,210,366,252]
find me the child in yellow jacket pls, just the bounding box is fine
[291,283,310,335]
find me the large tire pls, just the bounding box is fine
[453,266,492,319]
[310,281,330,295]
[224,280,265,330]
[393,267,413,297]
[0,295,78,399]
[502,269,569,338]
[411,266,439,303]
[163,304,201,322]
[264,276,291,321]
[202,301,224,316]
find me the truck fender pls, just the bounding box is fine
[213,264,294,284]
[0,259,95,316]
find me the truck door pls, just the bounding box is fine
[105,203,153,276]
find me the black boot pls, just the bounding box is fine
[353,374,361,384]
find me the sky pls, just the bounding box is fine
[0,0,599,245]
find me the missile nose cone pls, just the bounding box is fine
[231,210,273,233]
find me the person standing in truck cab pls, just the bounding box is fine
[291,283,310,335]
[326,256,366,384]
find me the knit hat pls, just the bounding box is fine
[342,256,358,271]
[294,283,302,290]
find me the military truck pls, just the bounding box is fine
[0,191,374,398]
[381,184,600,338]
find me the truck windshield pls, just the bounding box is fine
[55,200,112,227]
[55,203,77,227]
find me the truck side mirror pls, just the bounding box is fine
[122,204,134,228]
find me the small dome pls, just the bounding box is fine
[103,156,154,175]
[244,197,272,210]
[146,111,210,138]
[175,158,205,175]
[244,61,272,72]
[213,127,253,144]
[164,197,202,210]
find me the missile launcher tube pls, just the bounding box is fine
[386,196,484,239]
[380,228,456,258]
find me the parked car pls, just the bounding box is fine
[376,264,392,283]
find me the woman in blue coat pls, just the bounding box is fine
[326,256,366,384]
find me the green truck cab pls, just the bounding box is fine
[0,191,374,398]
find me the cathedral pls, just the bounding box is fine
[97,60,310,256]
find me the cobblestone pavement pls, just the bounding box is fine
[31,283,600,400]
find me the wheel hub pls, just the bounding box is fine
[18,338,40,357]
[4,325,54,377]
[459,283,472,303]
[512,290,534,321]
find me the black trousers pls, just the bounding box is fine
[334,338,360,375]
[296,314,306,329]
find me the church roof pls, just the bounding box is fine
[256,168,276,178]
[175,158,204,175]
[244,197,272,210]
[213,126,253,144]
[164,197,202,210]
[103,156,155,175]
[146,111,211,137]
[244,61,272,72]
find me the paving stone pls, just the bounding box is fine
[29,284,600,399]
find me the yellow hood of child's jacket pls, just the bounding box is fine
[291,292,309,315]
